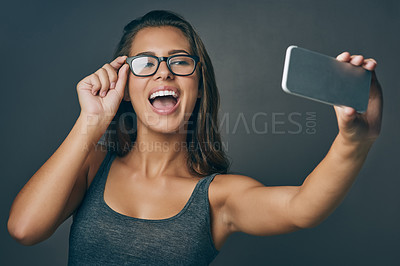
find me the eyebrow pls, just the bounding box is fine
[135,49,190,56]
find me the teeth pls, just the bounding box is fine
[149,90,178,100]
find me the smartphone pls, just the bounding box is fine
[281,45,371,112]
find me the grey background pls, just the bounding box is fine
[1,0,399,265]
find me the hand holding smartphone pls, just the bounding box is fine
[281,45,371,113]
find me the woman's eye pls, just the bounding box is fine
[171,60,190,66]
[144,62,155,68]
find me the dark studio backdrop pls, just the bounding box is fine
[1,0,399,265]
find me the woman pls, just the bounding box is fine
[7,10,382,265]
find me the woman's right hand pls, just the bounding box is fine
[8,56,130,246]
[76,56,130,120]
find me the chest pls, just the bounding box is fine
[84,155,229,250]
[103,168,201,220]
[70,190,218,265]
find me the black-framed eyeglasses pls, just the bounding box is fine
[126,54,200,77]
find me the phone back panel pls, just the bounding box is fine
[282,46,371,112]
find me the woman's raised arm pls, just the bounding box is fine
[7,57,129,245]
[217,53,383,236]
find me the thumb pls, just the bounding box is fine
[114,64,130,100]
[334,105,357,124]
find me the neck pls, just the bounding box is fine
[123,124,192,179]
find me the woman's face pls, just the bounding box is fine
[127,26,200,134]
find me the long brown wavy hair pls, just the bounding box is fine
[103,10,230,177]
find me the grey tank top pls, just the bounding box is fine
[68,151,219,265]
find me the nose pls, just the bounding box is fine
[153,60,173,81]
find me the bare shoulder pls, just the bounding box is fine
[212,173,265,192]
[209,173,265,206]
[86,144,109,189]
[210,173,301,236]
[208,173,269,240]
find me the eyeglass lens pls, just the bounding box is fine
[131,56,196,76]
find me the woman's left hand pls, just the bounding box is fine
[334,52,383,145]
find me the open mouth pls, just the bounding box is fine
[148,89,180,114]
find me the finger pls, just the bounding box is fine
[334,105,357,123]
[89,74,101,95]
[371,70,379,84]
[336,52,351,62]
[102,64,118,90]
[362,58,377,71]
[95,68,110,97]
[368,71,383,108]
[343,106,356,117]
[366,72,383,126]
[114,64,130,100]
[110,56,128,70]
[350,55,364,66]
